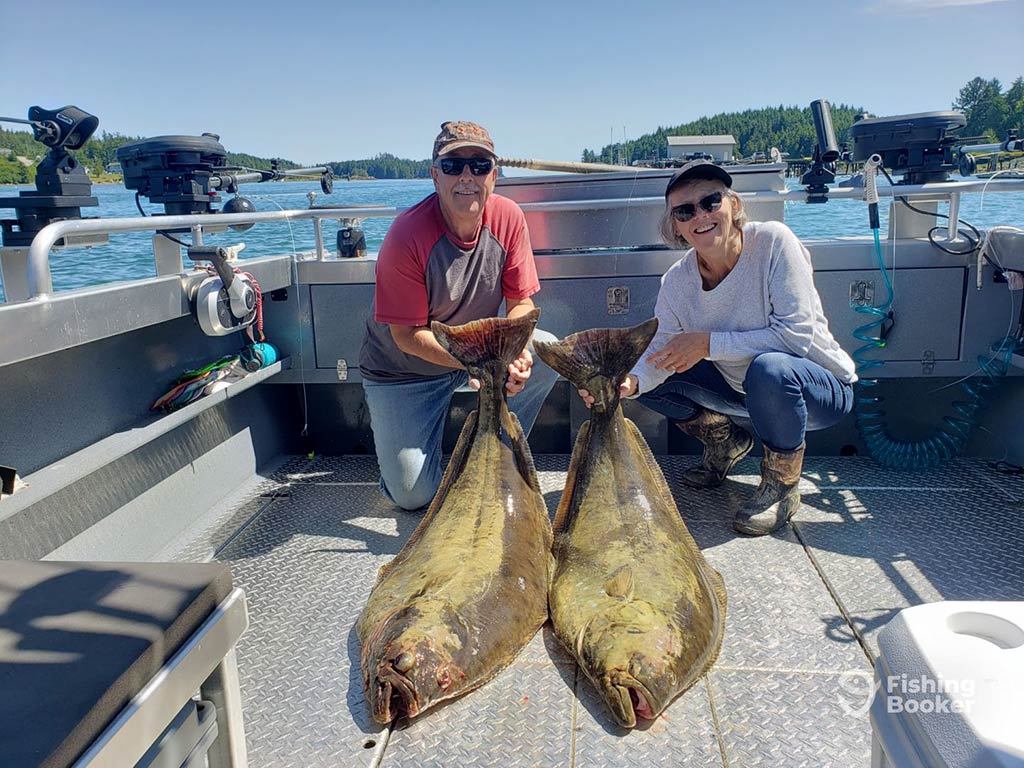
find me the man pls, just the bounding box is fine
[359,120,558,511]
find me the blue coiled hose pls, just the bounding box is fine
[852,223,1015,468]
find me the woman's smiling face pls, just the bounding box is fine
[667,179,738,253]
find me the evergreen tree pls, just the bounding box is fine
[1004,76,1024,135]
[954,77,1009,139]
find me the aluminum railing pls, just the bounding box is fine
[9,177,1024,301]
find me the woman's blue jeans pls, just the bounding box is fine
[637,353,853,452]
[362,330,559,511]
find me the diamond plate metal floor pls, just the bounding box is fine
[179,454,1024,767]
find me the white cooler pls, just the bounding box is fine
[872,601,1024,767]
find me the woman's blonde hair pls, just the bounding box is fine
[659,184,747,249]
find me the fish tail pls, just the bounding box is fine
[431,309,540,377]
[534,319,658,394]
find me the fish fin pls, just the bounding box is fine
[503,406,543,495]
[622,418,712,566]
[604,565,635,600]
[533,319,658,393]
[691,620,727,688]
[691,566,728,682]
[551,420,591,533]
[710,566,728,614]
[376,409,480,582]
[438,615,547,707]
[432,309,540,376]
[623,416,728,668]
[624,417,687,521]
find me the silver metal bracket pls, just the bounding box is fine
[606,286,630,314]
[849,280,875,308]
[922,350,935,375]
[0,246,30,302]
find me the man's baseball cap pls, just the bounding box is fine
[432,121,496,161]
[665,159,733,198]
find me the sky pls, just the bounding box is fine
[2,0,1022,166]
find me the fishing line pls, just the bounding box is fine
[971,424,1016,470]
[979,168,1015,213]
[615,166,644,247]
[247,194,310,438]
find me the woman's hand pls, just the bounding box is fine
[646,332,710,374]
[579,374,638,409]
[468,348,532,396]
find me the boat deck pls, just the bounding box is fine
[161,453,1024,767]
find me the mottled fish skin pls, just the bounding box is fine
[535,320,727,728]
[356,310,553,724]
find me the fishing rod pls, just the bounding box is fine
[498,157,640,174]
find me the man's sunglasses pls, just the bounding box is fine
[671,191,724,222]
[436,157,495,176]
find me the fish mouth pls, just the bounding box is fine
[629,685,656,720]
[605,673,658,728]
[370,662,419,724]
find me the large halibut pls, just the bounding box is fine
[534,319,727,728]
[356,309,553,724]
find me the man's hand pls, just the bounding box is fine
[468,347,533,396]
[579,374,638,409]
[505,347,532,396]
[646,332,710,374]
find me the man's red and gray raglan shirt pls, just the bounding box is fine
[359,192,539,382]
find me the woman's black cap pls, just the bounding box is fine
[665,159,733,198]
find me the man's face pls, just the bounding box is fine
[430,147,498,225]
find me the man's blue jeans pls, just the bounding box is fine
[637,353,854,452]
[362,330,559,511]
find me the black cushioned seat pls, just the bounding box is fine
[0,561,233,768]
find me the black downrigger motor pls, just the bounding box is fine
[116,134,259,336]
[117,133,231,216]
[849,111,966,185]
[115,134,333,337]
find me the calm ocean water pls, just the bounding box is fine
[1,176,1022,302]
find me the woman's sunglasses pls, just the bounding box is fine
[671,191,724,222]
[436,157,495,176]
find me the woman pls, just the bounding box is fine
[583,159,856,535]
